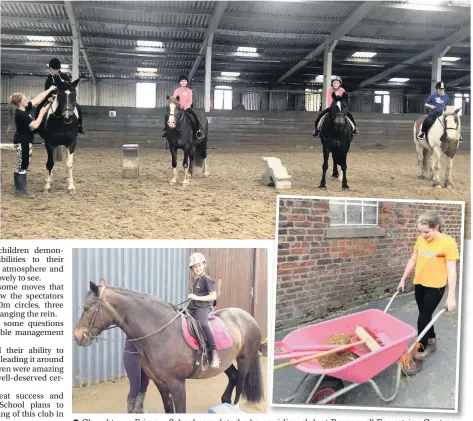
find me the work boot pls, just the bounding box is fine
[127,398,136,413]
[425,338,437,355]
[210,350,221,368]
[402,356,423,375]
[134,392,146,413]
[15,173,34,198]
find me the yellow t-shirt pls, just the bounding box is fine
[413,234,459,288]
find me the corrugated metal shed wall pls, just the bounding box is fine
[72,248,190,387]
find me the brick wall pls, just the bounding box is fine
[276,198,464,331]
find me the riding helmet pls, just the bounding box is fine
[48,58,61,70]
[331,75,342,85]
[435,81,445,90]
[179,74,189,83]
[189,252,206,267]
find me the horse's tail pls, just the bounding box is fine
[194,137,207,168]
[242,355,264,403]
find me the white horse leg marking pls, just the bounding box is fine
[414,139,426,178]
[445,156,455,188]
[203,158,209,177]
[183,167,190,186]
[66,149,75,194]
[44,170,52,193]
[431,147,442,188]
[170,167,178,185]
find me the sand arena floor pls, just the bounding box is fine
[1,147,470,239]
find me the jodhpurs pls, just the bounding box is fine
[415,284,445,349]
[190,307,217,350]
[422,112,442,133]
[14,142,32,174]
[123,338,150,400]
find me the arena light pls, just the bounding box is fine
[313,75,324,83]
[61,64,70,69]
[237,47,257,53]
[27,36,55,42]
[137,67,158,72]
[221,72,241,77]
[352,52,377,58]
[441,57,461,62]
[137,40,163,48]
[374,90,390,94]
[215,85,233,90]
[388,78,410,83]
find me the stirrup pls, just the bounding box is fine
[196,130,205,139]
[312,129,319,137]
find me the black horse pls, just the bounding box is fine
[165,96,209,186]
[37,77,80,194]
[318,92,353,190]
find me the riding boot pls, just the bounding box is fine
[210,349,221,368]
[353,127,360,135]
[312,128,320,137]
[15,173,34,198]
[127,398,136,413]
[134,392,146,413]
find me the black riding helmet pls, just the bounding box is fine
[178,74,188,83]
[49,58,61,70]
[435,81,445,90]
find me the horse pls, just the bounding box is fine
[317,92,353,190]
[165,96,209,186]
[37,76,80,194]
[73,279,264,413]
[414,105,462,189]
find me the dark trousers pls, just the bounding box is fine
[123,338,150,400]
[163,109,203,135]
[190,306,217,350]
[314,108,357,128]
[415,284,445,349]
[421,112,441,134]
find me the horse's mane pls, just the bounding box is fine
[87,284,177,310]
[444,105,458,116]
[168,96,180,105]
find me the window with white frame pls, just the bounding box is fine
[136,83,156,108]
[305,88,322,111]
[329,199,378,226]
[454,93,465,115]
[214,86,233,110]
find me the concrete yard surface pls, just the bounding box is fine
[272,290,460,411]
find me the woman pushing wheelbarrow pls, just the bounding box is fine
[398,211,459,375]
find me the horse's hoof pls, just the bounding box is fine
[204,172,209,177]
[433,183,442,189]
[331,175,339,180]
[68,189,76,195]
[445,183,454,189]
[318,185,326,190]
[169,180,177,185]
[43,188,51,193]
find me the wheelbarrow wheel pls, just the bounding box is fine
[294,376,344,404]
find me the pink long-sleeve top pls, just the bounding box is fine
[173,87,193,109]
[327,87,345,106]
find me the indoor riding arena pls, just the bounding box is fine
[1,1,470,240]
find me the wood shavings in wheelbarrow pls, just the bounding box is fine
[318,333,359,369]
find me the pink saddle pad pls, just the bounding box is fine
[182,315,233,351]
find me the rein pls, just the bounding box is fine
[82,286,191,344]
[168,104,186,132]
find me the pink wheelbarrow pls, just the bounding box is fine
[273,289,448,405]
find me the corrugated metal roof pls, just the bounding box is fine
[1,2,66,17]
[1,21,70,32]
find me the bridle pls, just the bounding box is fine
[49,87,76,124]
[167,101,185,132]
[437,112,460,140]
[80,285,191,344]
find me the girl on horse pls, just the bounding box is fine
[187,252,221,369]
[7,85,57,196]
[417,81,450,141]
[312,76,360,136]
[39,58,85,133]
[398,211,459,375]
[162,75,205,140]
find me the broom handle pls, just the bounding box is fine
[273,340,365,371]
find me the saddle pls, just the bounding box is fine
[180,308,232,374]
[317,112,356,131]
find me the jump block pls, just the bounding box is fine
[208,403,246,413]
[122,144,140,179]
[261,157,291,189]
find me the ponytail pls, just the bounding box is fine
[7,93,23,133]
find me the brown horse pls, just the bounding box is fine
[73,279,263,413]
